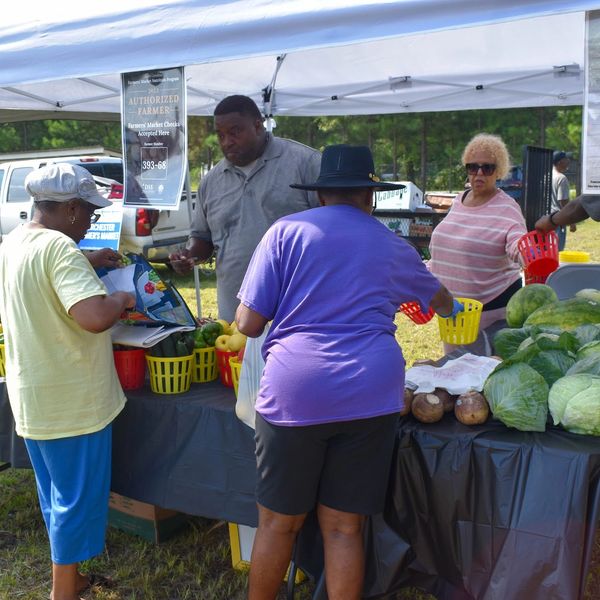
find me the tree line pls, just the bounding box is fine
[0,106,582,192]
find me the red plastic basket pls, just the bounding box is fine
[113,348,146,390]
[400,301,435,325]
[523,269,548,285]
[215,348,238,387]
[517,230,559,277]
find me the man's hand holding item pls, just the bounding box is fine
[168,249,196,275]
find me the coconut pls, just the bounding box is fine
[400,388,414,416]
[454,390,489,425]
[432,387,455,413]
[411,393,444,423]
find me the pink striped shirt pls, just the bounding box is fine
[428,189,526,305]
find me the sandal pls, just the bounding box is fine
[48,573,114,600]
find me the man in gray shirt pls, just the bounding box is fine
[170,95,321,321]
[550,150,574,250]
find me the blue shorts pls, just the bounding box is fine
[24,425,112,565]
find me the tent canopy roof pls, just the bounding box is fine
[1,1,598,120]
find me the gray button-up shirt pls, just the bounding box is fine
[191,134,321,321]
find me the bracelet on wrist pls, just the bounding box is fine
[549,211,559,226]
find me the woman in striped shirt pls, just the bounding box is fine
[429,133,527,355]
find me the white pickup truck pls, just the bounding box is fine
[0,153,194,263]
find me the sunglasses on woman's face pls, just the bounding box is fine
[78,200,101,224]
[466,163,496,176]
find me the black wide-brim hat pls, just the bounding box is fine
[290,144,405,191]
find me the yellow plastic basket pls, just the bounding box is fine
[192,347,218,383]
[146,354,193,395]
[437,297,483,345]
[229,357,242,397]
[0,343,5,377]
[559,250,590,264]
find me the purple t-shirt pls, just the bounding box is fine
[238,204,441,426]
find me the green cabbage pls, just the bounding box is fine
[517,336,537,352]
[548,374,600,435]
[526,350,575,386]
[502,335,575,386]
[483,362,549,432]
[572,324,600,347]
[534,331,579,354]
[566,355,600,376]
[493,327,530,360]
[576,340,600,361]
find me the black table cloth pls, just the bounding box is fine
[1,382,599,600]
[375,416,600,600]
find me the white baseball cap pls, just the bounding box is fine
[25,163,111,208]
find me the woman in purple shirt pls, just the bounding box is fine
[236,145,459,600]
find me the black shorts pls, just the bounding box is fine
[254,412,399,516]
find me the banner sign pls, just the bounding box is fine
[583,11,600,193]
[78,202,123,252]
[121,67,187,209]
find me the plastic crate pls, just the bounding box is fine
[559,250,590,264]
[229,357,242,397]
[400,301,435,324]
[523,269,548,285]
[375,216,411,236]
[192,347,218,383]
[437,297,483,345]
[113,348,146,390]
[215,349,238,387]
[517,230,559,277]
[146,354,193,394]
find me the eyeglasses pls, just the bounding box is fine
[466,163,496,176]
[78,200,101,224]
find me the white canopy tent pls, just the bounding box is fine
[1,0,599,121]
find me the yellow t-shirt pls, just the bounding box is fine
[0,225,126,440]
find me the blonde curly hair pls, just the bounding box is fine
[461,133,511,180]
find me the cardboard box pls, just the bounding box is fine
[108,492,188,543]
[375,182,424,211]
[228,523,306,583]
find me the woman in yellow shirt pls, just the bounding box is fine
[0,163,135,600]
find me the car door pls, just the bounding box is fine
[2,165,35,238]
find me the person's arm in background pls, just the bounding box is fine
[169,238,214,274]
[535,196,592,231]
[70,291,136,333]
[169,177,214,274]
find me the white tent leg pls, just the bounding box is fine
[185,165,202,318]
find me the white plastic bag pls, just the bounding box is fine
[235,324,270,429]
[405,353,501,395]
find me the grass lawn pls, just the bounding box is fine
[0,220,599,599]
